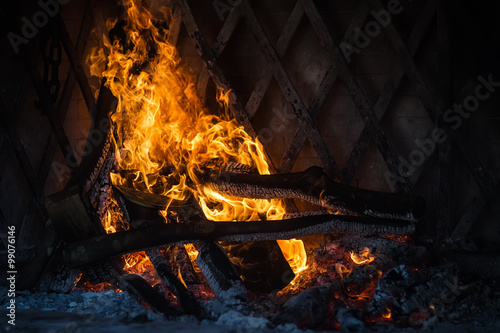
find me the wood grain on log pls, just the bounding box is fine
[63,215,416,267]
[146,248,207,319]
[119,274,182,317]
[203,167,425,221]
[223,240,295,293]
[196,241,247,304]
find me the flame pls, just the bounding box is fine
[382,308,392,319]
[103,210,116,234]
[335,263,352,279]
[88,0,306,280]
[349,247,376,265]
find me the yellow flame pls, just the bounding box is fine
[103,210,116,234]
[89,0,306,279]
[349,247,376,265]
[335,263,352,279]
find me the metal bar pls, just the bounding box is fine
[342,0,437,185]
[244,1,304,120]
[23,55,77,172]
[196,5,241,101]
[299,0,411,192]
[176,0,279,173]
[279,1,371,174]
[58,15,96,123]
[240,0,341,180]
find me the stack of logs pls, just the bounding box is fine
[31,157,472,331]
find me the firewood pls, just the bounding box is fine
[202,166,425,221]
[63,215,416,267]
[165,246,199,285]
[37,261,81,293]
[195,241,248,304]
[45,185,105,242]
[336,306,365,333]
[119,273,183,317]
[146,248,208,319]
[272,284,333,329]
[114,167,425,221]
[223,240,295,293]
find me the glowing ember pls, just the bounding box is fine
[349,247,376,265]
[88,0,306,281]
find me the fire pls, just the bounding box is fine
[88,0,306,280]
[349,247,376,265]
[382,308,392,320]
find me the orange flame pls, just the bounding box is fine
[349,247,376,265]
[382,308,392,320]
[89,0,306,279]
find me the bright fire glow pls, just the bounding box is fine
[89,0,306,279]
[349,247,376,265]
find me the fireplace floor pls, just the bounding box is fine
[2,285,500,333]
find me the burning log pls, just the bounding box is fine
[113,166,425,222]
[118,273,182,317]
[224,240,295,293]
[145,248,208,319]
[195,241,248,305]
[63,215,416,267]
[37,258,81,293]
[272,284,333,329]
[165,246,199,285]
[201,166,425,221]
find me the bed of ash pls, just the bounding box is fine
[2,237,500,332]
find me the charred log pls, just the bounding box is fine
[164,246,199,285]
[272,284,333,329]
[146,248,208,320]
[63,215,416,267]
[119,273,182,317]
[201,166,425,221]
[336,306,365,333]
[223,240,295,293]
[195,241,248,305]
[37,260,81,293]
[114,166,425,221]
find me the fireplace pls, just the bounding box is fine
[1,0,500,331]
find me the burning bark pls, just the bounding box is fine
[195,241,248,305]
[146,248,208,319]
[201,166,426,221]
[62,214,416,267]
[118,273,182,317]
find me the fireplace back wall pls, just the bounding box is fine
[0,0,499,288]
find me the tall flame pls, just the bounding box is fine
[89,0,306,277]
